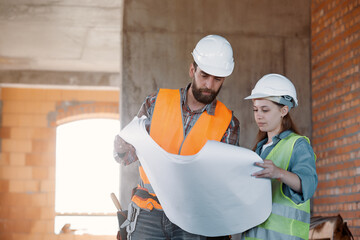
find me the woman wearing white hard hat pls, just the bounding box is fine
[242,74,318,240]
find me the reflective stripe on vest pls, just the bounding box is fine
[138,166,154,193]
[244,133,313,240]
[244,227,305,240]
[133,88,232,210]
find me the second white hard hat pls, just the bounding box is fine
[191,35,235,77]
[245,73,298,107]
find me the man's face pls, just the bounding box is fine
[190,64,225,104]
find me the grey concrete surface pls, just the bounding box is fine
[0,70,120,87]
[0,0,121,72]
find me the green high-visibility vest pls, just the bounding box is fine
[243,133,314,240]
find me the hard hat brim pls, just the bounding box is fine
[244,93,272,100]
[245,93,298,107]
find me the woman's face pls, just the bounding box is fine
[252,99,287,136]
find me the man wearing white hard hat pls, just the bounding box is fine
[242,74,318,240]
[114,35,239,239]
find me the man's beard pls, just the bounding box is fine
[191,78,222,104]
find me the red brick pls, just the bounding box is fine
[0,180,9,192]
[32,140,56,153]
[25,153,55,167]
[9,153,26,166]
[32,167,49,180]
[0,127,11,139]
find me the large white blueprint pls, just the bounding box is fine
[119,116,272,237]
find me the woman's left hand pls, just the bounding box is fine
[252,160,283,179]
[252,159,302,193]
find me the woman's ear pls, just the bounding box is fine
[281,106,289,117]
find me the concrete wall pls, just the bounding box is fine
[0,70,120,88]
[120,0,311,206]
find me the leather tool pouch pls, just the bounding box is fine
[116,210,128,240]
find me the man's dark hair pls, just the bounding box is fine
[193,61,198,70]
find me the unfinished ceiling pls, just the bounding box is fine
[0,0,122,73]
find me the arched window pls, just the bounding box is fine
[54,118,120,235]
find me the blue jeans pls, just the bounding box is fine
[130,208,207,240]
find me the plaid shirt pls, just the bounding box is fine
[121,84,240,165]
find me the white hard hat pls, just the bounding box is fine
[245,73,298,107]
[191,35,234,77]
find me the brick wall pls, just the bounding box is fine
[0,87,119,240]
[311,0,360,238]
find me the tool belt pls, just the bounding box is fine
[131,187,162,210]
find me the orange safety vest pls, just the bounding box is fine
[131,88,232,210]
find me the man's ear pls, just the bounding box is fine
[189,63,195,78]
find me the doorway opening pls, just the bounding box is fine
[55,118,120,235]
